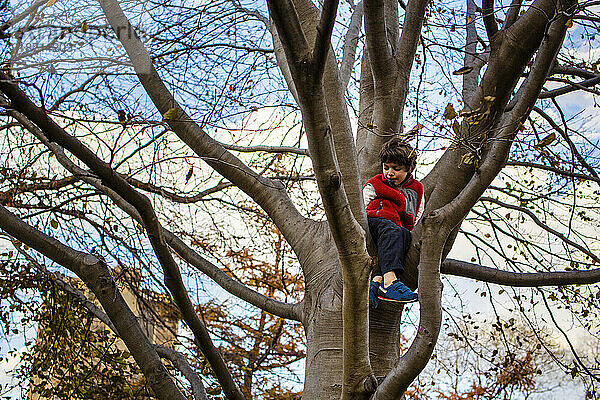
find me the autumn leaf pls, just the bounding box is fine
[47,0,58,6]
[453,66,474,75]
[461,152,476,165]
[443,103,457,120]
[565,19,574,28]
[452,120,460,135]
[408,123,424,134]
[535,132,555,148]
[162,108,178,121]
[81,21,88,33]
[51,219,59,229]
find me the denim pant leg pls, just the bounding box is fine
[368,217,411,277]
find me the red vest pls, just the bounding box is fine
[365,174,423,230]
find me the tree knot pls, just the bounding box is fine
[363,373,378,394]
[328,171,341,189]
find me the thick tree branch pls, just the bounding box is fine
[409,0,574,294]
[154,345,209,400]
[505,12,570,120]
[0,76,245,400]
[501,0,523,30]
[270,0,367,228]
[0,205,187,400]
[442,258,600,286]
[537,75,600,98]
[340,2,363,90]
[359,0,429,181]
[552,64,598,79]
[363,0,393,83]
[373,214,444,399]
[312,0,340,80]
[463,0,481,104]
[166,232,303,322]
[395,0,429,80]
[431,0,572,231]
[356,49,375,185]
[482,0,499,39]
[266,0,310,70]
[506,160,600,184]
[506,161,600,183]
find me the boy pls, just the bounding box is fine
[364,138,423,306]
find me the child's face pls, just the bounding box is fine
[382,162,408,185]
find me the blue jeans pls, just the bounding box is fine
[368,217,411,278]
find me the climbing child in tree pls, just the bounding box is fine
[364,137,424,306]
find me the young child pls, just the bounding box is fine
[363,138,424,306]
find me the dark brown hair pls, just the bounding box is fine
[379,138,417,173]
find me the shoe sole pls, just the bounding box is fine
[377,295,418,304]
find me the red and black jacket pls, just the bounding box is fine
[364,174,424,230]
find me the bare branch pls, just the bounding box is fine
[127,174,314,205]
[49,72,103,111]
[506,160,600,183]
[552,63,598,79]
[154,345,209,400]
[21,250,209,400]
[532,106,600,183]
[220,142,308,155]
[442,258,600,286]
[0,0,47,32]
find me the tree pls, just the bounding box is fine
[1,0,600,398]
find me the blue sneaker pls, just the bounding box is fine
[378,280,418,303]
[369,281,380,308]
